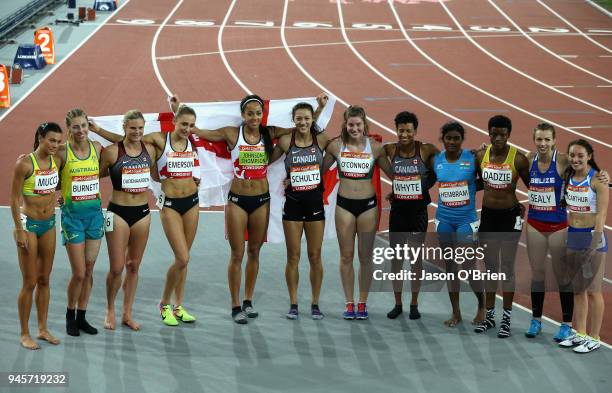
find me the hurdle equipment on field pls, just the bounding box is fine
[13,44,46,69]
[94,1,117,11]
[34,26,55,65]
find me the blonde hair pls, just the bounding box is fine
[122,110,145,128]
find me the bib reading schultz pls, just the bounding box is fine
[167,151,194,178]
[34,168,59,194]
[340,152,372,178]
[528,185,555,211]
[439,181,469,207]
[290,164,321,191]
[393,175,422,200]
[482,163,513,190]
[122,167,150,193]
[566,185,590,212]
[71,175,99,201]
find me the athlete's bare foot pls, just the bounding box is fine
[37,330,60,345]
[20,334,40,350]
[104,310,116,330]
[122,318,141,331]
[444,314,462,328]
[472,308,486,325]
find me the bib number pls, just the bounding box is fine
[104,211,114,232]
[156,191,166,210]
[514,216,524,231]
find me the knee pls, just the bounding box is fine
[175,253,190,270]
[72,270,86,283]
[22,277,37,291]
[125,259,141,274]
[36,275,50,287]
[307,249,322,264]
[229,249,244,265]
[246,245,262,261]
[340,253,354,265]
[109,265,124,277]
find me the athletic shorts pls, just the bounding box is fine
[228,191,271,215]
[435,217,479,245]
[61,210,104,244]
[107,202,150,228]
[283,196,324,222]
[479,204,523,233]
[163,192,199,216]
[336,195,377,218]
[25,215,56,238]
[389,201,428,233]
[527,218,568,233]
[567,226,608,252]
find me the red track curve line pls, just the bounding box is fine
[219,0,252,95]
[438,0,612,118]
[0,0,133,124]
[537,0,612,55]
[489,0,612,84]
[386,1,612,150]
[151,0,185,97]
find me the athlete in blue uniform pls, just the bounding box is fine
[433,122,484,327]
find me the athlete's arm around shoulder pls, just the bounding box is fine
[269,134,291,163]
[322,137,341,172]
[192,126,237,145]
[515,150,531,187]
[372,139,392,179]
[316,132,330,150]
[98,144,118,178]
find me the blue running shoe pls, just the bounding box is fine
[311,305,324,320]
[553,323,573,343]
[343,303,356,320]
[525,319,542,338]
[356,302,369,320]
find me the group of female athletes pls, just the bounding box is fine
[10,93,609,354]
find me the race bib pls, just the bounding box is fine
[238,145,267,168]
[121,167,150,193]
[566,185,590,212]
[167,151,194,178]
[393,175,422,200]
[482,163,513,190]
[528,186,555,211]
[104,211,114,232]
[339,152,372,178]
[156,190,166,210]
[290,164,321,191]
[34,168,59,194]
[71,175,99,201]
[439,181,470,207]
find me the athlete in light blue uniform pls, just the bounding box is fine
[433,122,484,327]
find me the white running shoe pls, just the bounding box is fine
[573,337,601,353]
[559,332,584,348]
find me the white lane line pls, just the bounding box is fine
[489,0,612,84]
[438,1,612,119]
[218,0,252,95]
[569,125,612,129]
[279,0,399,138]
[586,0,612,18]
[387,1,612,149]
[0,0,133,124]
[280,0,612,232]
[151,0,184,97]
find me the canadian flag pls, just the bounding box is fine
[90,96,381,242]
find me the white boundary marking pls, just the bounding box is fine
[539,0,612,54]
[0,0,133,124]
[438,0,612,118]
[490,0,612,83]
[387,1,612,149]
[150,0,184,97]
[586,0,612,18]
[218,0,252,95]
